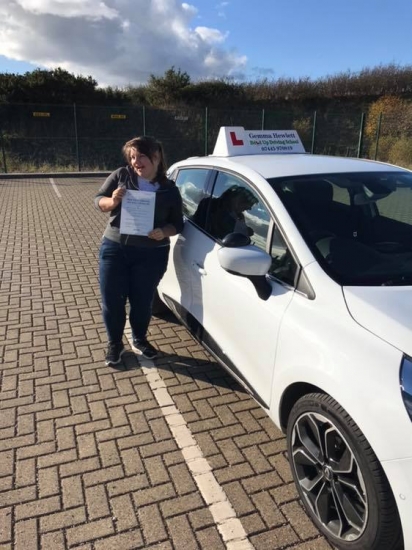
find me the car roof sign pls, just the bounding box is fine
[212,126,306,157]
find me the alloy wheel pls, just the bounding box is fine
[291,411,368,542]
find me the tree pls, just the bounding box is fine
[145,67,191,107]
[0,68,104,104]
[24,68,98,103]
[365,96,408,139]
[365,96,412,165]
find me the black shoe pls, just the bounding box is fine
[105,342,125,366]
[132,339,158,359]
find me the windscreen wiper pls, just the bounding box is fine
[381,274,412,286]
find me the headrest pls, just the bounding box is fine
[293,180,333,203]
[220,185,258,207]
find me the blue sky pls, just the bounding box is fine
[0,0,411,86]
[194,0,412,79]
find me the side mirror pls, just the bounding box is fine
[217,241,272,300]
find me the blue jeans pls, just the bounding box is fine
[99,237,169,344]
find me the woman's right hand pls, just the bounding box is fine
[98,185,127,212]
[112,186,126,204]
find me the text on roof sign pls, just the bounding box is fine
[213,126,305,156]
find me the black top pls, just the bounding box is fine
[95,166,184,248]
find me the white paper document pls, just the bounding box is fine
[120,189,155,236]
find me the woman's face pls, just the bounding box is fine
[129,147,159,181]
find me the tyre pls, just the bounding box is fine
[286,393,403,550]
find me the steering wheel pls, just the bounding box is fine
[310,230,336,242]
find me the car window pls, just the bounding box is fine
[271,171,412,286]
[175,168,210,220]
[333,185,351,206]
[375,185,412,224]
[269,226,298,286]
[204,172,271,251]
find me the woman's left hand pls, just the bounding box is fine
[148,227,165,240]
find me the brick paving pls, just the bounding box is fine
[0,175,332,549]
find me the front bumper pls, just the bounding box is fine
[382,456,412,550]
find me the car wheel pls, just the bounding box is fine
[286,393,403,550]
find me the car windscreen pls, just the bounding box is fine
[268,171,412,286]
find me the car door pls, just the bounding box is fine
[181,170,297,408]
[192,172,296,406]
[159,167,214,320]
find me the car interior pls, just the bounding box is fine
[272,173,412,285]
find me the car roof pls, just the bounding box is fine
[174,153,407,180]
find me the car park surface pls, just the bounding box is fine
[157,127,412,550]
[0,174,335,549]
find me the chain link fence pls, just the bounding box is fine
[0,103,411,173]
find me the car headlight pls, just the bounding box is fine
[400,355,412,420]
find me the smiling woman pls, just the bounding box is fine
[94,135,184,368]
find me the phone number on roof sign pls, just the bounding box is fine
[261,145,293,152]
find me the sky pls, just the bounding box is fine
[0,0,411,88]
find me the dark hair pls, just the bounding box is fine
[122,135,167,182]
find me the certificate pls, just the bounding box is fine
[120,190,156,236]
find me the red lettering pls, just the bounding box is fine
[230,131,244,146]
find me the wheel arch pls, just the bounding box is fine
[279,381,326,432]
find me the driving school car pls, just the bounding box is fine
[157,126,412,550]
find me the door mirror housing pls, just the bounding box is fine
[217,241,272,300]
[218,244,271,276]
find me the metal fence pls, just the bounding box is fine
[0,103,411,173]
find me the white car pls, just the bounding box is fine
[157,127,412,550]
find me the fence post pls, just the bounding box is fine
[0,129,7,173]
[142,105,146,135]
[261,108,265,130]
[204,107,208,156]
[357,112,365,158]
[311,111,317,154]
[374,112,382,160]
[73,103,81,171]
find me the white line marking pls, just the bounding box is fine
[124,320,255,550]
[49,177,61,198]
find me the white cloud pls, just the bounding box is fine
[181,2,198,18]
[0,0,247,86]
[15,0,118,20]
[195,26,227,44]
[216,1,229,18]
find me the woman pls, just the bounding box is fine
[95,136,183,367]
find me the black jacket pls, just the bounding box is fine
[95,166,184,248]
